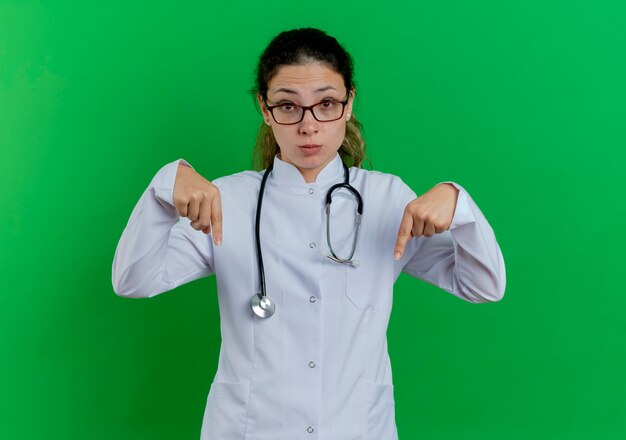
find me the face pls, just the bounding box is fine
[257,62,355,182]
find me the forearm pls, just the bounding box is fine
[402,182,506,303]
[111,159,214,298]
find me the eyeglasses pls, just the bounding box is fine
[263,95,350,125]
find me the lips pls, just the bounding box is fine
[299,144,322,156]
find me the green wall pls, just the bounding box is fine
[1,0,625,438]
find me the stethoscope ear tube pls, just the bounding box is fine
[325,183,363,215]
[324,164,363,265]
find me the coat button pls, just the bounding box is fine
[307,426,314,433]
[309,242,316,248]
[308,188,315,194]
[309,296,316,303]
[309,361,316,368]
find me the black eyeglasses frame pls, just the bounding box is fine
[262,94,350,125]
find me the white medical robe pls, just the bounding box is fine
[112,153,506,440]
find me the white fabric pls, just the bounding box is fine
[112,153,506,440]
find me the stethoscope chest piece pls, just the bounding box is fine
[251,293,276,318]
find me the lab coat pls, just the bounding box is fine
[112,153,506,440]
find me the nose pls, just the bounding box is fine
[298,108,319,135]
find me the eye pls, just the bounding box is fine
[322,97,341,106]
[318,99,340,111]
[276,102,298,113]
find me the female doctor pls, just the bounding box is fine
[112,28,506,440]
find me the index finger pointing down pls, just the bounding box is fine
[394,210,414,260]
[211,191,223,246]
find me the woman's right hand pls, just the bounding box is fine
[172,163,222,245]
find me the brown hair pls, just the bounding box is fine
[251,28,367,170]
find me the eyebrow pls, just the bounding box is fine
[273,86,339,95]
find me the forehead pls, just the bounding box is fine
[268,62,345,95]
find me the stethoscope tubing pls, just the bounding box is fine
[254,162,274,303]
[252,160,362,318]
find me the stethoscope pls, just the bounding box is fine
[250,161,364,318]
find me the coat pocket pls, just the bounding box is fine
[201,380,251,440]
[345,245,391,310]
[365,381,398,440]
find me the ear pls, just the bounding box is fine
[257,94,272,125]
[346,88,356,120]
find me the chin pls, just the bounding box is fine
[280,145,337,171]
[298,156,330,169]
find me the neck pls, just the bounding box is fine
[299,168,320,183]
[277,154,336,184]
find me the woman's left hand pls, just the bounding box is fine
[394,183,460,260]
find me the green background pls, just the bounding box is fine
[1,0,625,438]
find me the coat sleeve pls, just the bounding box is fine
[397,180,506,303]
[111,159,216,298]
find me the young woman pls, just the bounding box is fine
[112,27,506,440]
